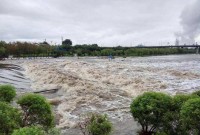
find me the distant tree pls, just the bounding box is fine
[42,41,49,45]
[0,84,16,103]
[0,47,6,58]
[17,94,54,129]
[0,41,6,58]
[0,102,21,135]
[130,92,172,135]
[75,48,83,56]
[61,39,72,51]
[100,49,114,56]
[62,39,72,46]
[0,41,6,47]
[180,98,200,134]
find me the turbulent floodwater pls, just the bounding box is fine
[0,64,31,91]
[1,55,200,134]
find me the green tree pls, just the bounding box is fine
[130,92,172,135]
[192,90,200,97]
[46,128,60,135]
[0,47,5,58]
[88,114,112,135]
[0,85,16,103]
[62,39,72,46]
[62,39,72,51]
[75,48,83,56]
[17,94,54,129]
[79,113,112,135]
[0,102,21,135]
[12,126,45,135]
[100,49,114,56]
[162,94,198,135]
[180,98,200,134]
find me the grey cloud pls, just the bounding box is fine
[179,0,200,44]
[0,0,194,46]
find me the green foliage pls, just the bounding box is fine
[130,92,172,133]
[62,39,72,51]
[62,39,72,46]
[46,127,60,135]
[17,94,54,129]
[155,131,168,135]
[172,94,199,111]
[0,85,16,103]
[12,126,45,135]
[192,90,200,97]
[12,127,60,135]
[100,49,114,56]
[79,113,112,135]
[0,102,21,135]
[0,85,59,135]
[88,114,112,135]
[180,98,200,134]
[0,47,6,57]
[161,94,198,135]
[0,40,196,58]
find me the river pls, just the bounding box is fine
[0,64,31,92]
[0,55,200,134]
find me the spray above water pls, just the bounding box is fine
[178,0,200,44]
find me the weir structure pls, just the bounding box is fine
[133,45,200,54]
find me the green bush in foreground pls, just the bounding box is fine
[17,94,54,129]
[79,113,112,135]
[0,102,21,135]
[46,128,61,135]
[161,94,198,135]
[192,90,200,97]
[12,126,45,135]
[88,114,112,135]
[180,98,200,134]
[130,92,172,135]
[0,84,16,102]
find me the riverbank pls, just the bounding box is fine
[1,55,200,134]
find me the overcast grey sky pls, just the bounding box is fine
[0,0,199,46]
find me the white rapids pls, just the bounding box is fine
[3,54,200,129]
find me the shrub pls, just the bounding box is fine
[180,98,200,134]
[0,84,16,102]
[0,102,21,135]
[161,94,198,134]
[172,94,198,110]
[46,127,61,135]
[17,94,54,129]
[155,132,168,135]
[130,92,172,135]
[192,90,200,97]
[12,126,45,135]
[79,113,112,135]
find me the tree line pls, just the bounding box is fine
[0,39,196,59]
